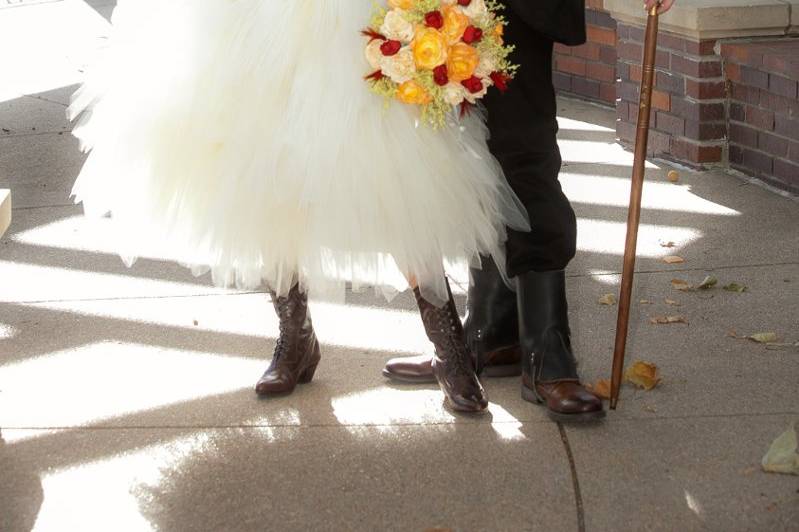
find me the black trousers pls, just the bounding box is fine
[488,143,577,277]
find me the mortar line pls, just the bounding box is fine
[557,423,586,532]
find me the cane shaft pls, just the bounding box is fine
[610,7,659,410]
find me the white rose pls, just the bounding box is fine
[365,40,384,70]
[475,55,498,77]
[443,83,467,106]
[380,48,416,84]
[461,0,488,19]
[380,10,415,43]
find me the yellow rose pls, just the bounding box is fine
[441,5,469,44]
[412,27,448,70]
[396,80,432,105]
[447,43,480,82]
[388,0,415,9]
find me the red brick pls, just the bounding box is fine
[685,79,726,99]
[587,25,616,47]
[775,114,799,141]
[759,131,790,158]
[741,66,769,90]
[586,9,617,30]
[730,82,760,105]
[729,123,758,148]
[763,53,799,82]
[599,45,617,66]
[573,42,602,61]
[572,77,601,99]
[599,82,616,103]
[789,140,799,162]
[671,138,723,164]
[768,75,799,99]
[616,24,630,41]
[618,81,640,103]
[685,40,718,57]
[656,71,685,94]
[729,144,744,165]
[684,120,727,141]
[655,112,685,136]
[554,43,572,56]
[617,101,629,121]
[656,50,671,69]
[671,54,722,78]
[759,90,799,116]
[651,89,671,111]
[553,71,572,92]
[617,62,630,81]
[556,56,586,76]
[617,41,643,62]
[649,130,671,155]
[586,62,615,83]
[671,98,725,122]
[657,33,686,52]
[773,158,799,188]
[725,62,742,82]
[719,43,764,68]
[628,25,645,43]
[587,0,605,10]
[629,64,642,83]
[740,147,774,175]
[745,105,775,131]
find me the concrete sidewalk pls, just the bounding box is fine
[1,2,798,531]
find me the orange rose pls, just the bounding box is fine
[447,42,480,82]
[493,23,504,44]
[441,6,469,44]
[412,27,448,70]
[396,80,432,104]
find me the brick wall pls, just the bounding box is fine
[721,41,799,194]
[554,1,617,106]
[615,24,724,165]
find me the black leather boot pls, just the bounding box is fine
[255,284,321,396]
[414,280,488,413]
[464,256,522,377]
[516,270,604,422]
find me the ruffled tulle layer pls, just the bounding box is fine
[70,0,528,304]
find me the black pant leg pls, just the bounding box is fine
[492,145,577,276]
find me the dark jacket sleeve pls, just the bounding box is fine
[502,0,587,46]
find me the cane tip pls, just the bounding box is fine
[610,398,619,410]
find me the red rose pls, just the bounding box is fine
[461,76,484,94]
[462,25,483,44]
[490,71,510,93]
[424,10,444,29]
[433,64,449,86]
[380,40,402,56]
[458,0,472,6]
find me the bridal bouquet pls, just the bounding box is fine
[363,0,517,127]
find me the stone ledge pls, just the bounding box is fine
[605,0,794,39]
[0,189,10,238]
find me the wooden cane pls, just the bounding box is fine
[609,5,660,410]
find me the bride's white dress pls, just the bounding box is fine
[70,0,529,303]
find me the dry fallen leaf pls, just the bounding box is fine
[667,170,680,183]
[749,332,778,344]
[665,298,681,306]
[762,423,799,476]
[598,293,617,306]
[671,279,692,291]
[650,315,688,325]
[697,276,718,290]
[192,320,199,326]
[663,255,685,264]
[639,299,653,305]
[624,361,661,390]
[587,379,612,400]
[643,405,658,413]
[723,282,748,293]
[660,241,676,248]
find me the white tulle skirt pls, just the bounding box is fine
[69,0,529,304]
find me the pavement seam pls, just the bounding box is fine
[557,422,586,532]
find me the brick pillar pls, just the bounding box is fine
[615,24,724,166]
[554,1,618,106]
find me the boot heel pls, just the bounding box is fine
[298,362,318,384]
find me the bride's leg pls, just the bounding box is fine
[255,283,321,397]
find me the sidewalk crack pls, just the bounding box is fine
[557,422,586,532]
